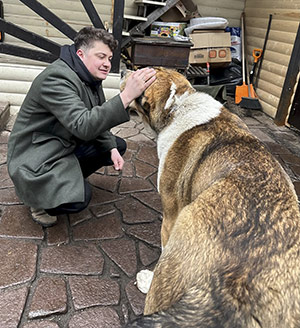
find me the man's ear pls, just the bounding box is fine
[76,49,84,59]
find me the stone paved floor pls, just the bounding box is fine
[0,100,300,328]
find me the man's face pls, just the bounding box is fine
[77,40,113,80]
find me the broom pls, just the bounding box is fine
[235,13,261,110]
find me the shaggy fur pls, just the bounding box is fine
[123,68,300,327]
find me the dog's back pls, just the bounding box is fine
[125,68,300,327]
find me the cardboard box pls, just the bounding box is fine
[189,31,231,64]
[189,47,231,64]
[150,21,187,38]
[190,32,231,49]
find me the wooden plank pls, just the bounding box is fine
[0,19,61,56]
[80,0,105,29]
[134,0,166,6]
[20,0,77,40]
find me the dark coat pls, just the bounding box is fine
[7,59,130,209]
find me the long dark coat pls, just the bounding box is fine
[7,59,130,209]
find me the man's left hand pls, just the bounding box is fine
[110,148,124,170]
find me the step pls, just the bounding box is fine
[124,14,148,22]
[134,0,166,6]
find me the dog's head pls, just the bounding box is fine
[122,67,195,133]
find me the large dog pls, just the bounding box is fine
[123,68,300,327]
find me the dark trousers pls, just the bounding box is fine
[45,136,126,216]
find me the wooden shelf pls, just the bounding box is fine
[134,0,166,6]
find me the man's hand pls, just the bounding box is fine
[110,148,124,171]
[120,67,156,109]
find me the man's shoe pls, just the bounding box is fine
[30,208,57,227]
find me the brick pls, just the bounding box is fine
[136,145,158,167]
[126,221,161,248]
[134,160,157,179]
[133,191,163,213]
[40,244,104,275]
[0,285,28,328]
[88,174,119,192]
[68,307,121,328]
[69,277,120,310]
[0,164,14,188]
[29,277,67,319]
[0,240,37,288]
[73,214,123,241]
[116,198,158,224]
[101,239,137,277]
[119,177,154,194]
[139,242,161,266]
[46,216,69,246]
[125,280,146,316]
[0,205,43,239]
[89,186,124,205]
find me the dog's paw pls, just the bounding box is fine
[136,269,154,294]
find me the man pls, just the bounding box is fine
[7,26,156,227]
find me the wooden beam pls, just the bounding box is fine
[122,0,179,48]
[20,0,77,40]
[111,0,125,73]
[0,43,57,63]
[80,0,105,29]
[0,19,60,56]
[274,23,300,126]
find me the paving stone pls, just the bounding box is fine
[264,142,292,155]
[0,164,14,188]
[136,145,159,167]
[116,198,158,224]
[89,203,115,218]
[0,187,22,205]
[279,153,300,166]
[88,174,119,192]
[123,149,134,161]
[69,208,93,226]
[291,165,300,178]
[126,221,161,248]
[46,217,69,246]
[0,285,28,328]
[89,187,124,206]
[122,161,135,178]
[149,173,158,190]
[69,277,120,310]
[242,116,261,126]
[0,205,43,239]
[40,244,104,275]
[100,239,137,277]
[28,277,67,319]
[72,214,123,241]
[118,120,137,129]
[128,134,155,145]
[250,128,274,142]
[68,307,121,328]
[106,165,121,176]
[0,239,37,288]
[139,242,161,266]
[116,127,140,138]
[119,177,154,194]
[133,191,163,214]
[0,130,10,143]
[126,140,139,152]
[134,160,157,179]
[294,181,300,201]
[0,143,7,164]
[23,320,60,328]
[125,280,146,316]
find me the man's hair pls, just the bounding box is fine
[74,26,118,52]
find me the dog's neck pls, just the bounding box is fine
[156,92,223,191]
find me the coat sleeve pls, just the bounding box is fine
[36,66,130,142]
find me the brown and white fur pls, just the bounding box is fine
[123,68,300,327]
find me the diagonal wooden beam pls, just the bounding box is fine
[0,43,57,63]
[80,0,104,29]
[0,19,61,56]
[20,0,77,40]
[121,0,179,48]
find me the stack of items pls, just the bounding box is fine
[185,17,232,66]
